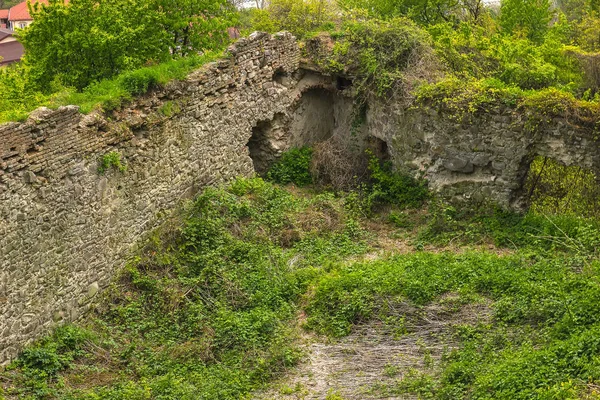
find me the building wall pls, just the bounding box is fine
[10,20,31,30]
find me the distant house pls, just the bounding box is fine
[0,0,55,65]
[0,28,23,66]
[0,9,8,28]
[0,0,60,30]
[7,0,47,30]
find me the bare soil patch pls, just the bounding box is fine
[254,296,491,399]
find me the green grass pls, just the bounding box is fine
[0,51,222,124]
[2,173,600,399]
[0,178,368,399]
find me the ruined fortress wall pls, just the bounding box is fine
[0,32,334,364]
[2,30,600,365]
[367,102,600,209]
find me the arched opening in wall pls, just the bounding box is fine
[289,87,336,148]
[523,155,600,218]
[248,113,288,175]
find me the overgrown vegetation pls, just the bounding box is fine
[241,0,600,126]
[0,177,369,399]
[266,147,314,187]
[5,0,600,398]
[0,0,233,122]
[4,151,600,398]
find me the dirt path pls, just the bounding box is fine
[254,297,490,400]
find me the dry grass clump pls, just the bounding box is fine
[310,137,369,191]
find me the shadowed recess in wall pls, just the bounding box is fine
[248,87,340,174]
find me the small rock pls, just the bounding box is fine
[443,157,474,173]
[23,170,36,184]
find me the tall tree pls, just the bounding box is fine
[499,0,552,42]
[20,0,169,90]
[153,0,236,57]
[337,0,461,24]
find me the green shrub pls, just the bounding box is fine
[98,151,126,174]
[267,147,314,186]
[322,16,435,101]
[367,155,429,209]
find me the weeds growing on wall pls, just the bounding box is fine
[98,151,126,174]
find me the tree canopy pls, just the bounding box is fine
[19,0,235,90]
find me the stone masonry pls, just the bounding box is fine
[367,102,600,209]
[0,32,344,364]
[2,30,600,364]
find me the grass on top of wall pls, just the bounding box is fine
[0,50,223,124]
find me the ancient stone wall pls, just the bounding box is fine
[0,32,346,364]
[2,29,599,364]
[367,101,600,209]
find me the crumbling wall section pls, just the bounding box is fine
[0,32,310,364]
[366,101,600,208]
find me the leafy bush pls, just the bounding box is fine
[367,155,429,209]
[20,0,234,91]
[243,0,337,38]
[98,151,126,174]
[120,69,160,96]
[267,147,314,186]
[322,16,436,101]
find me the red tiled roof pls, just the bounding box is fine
[9,0,50,22]
[0,9,9,19]
[0,40,24,65]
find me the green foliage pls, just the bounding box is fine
[0,64,51,122]
[21,0,170,91]
[0,178,368,399]
[526,156,600,219]
[98,151,126,174]
[158,100,182,117]
[6,326,95,398]
[337,0,462,25]
[305,245,600,397]
[266,147,314,187]
[499,0,553,43]
[427,19,580,90]
[366,154,429,209]
[154,0,235,58]
[0,0,231,123]
[0,51,220,122]
[415,77,600,129]
[120,69,160,96]
[4,176,600,399]
[243,0,336,38]
[324,16,434,100]
[19,0,234,91]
